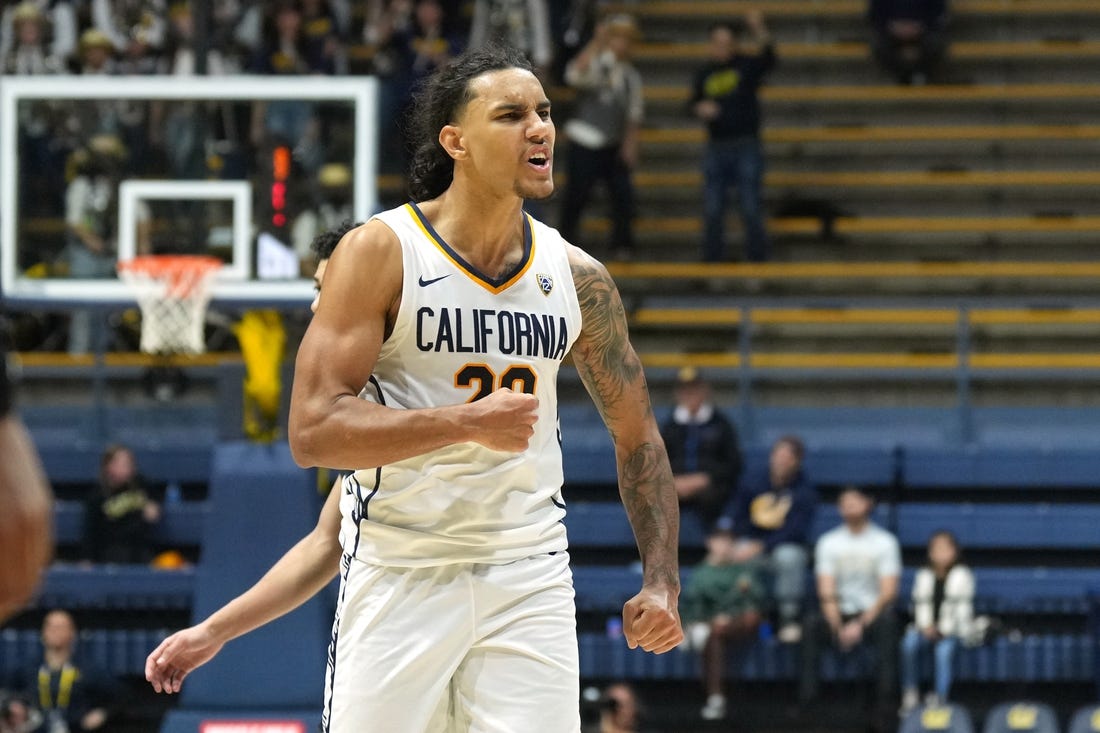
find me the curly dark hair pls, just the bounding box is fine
[309,219,363,263]
[407,43,533,202]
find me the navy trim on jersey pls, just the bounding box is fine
[407,201,532,289]
[321,551,354,733]
[361,376,386,518]
[323,376,393,731]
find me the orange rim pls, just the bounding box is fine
[117,255,223,298]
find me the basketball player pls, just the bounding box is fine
[289,44,681,731]
[145,221,360,692]
[0,323,53,624]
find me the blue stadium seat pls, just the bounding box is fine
[982,702,1060,733]
[1067,704,1100,733]
[53,500,209,547]
[576,632,1093,684]
[900,567,1100,615]
[903,446,1100,489]
[33,565,195,610]
[900,703,976,733]
[564,502,707,549]
[0,628,170,680]
[895,504,1100,550]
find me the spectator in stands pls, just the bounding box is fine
[868,0,949,85]
[0,690,42,733]
[300,0,347,75]
[798,486,901,732]
[63,135,126,355]
[900,529,974,714]
[249,0,334,173]
[0,0,77,68]
[83,444,161,564]
[11,610,118,733]
[366,0,464,177]
[586,681,647,733]
[291,163,355,275]
[4,3,67,218]
[2,3,64,74]
[468,0,553,81]
[681,531,766,721]
[0,320,53,624]
[557,14,644,261]
[722,434,815,643]
[550,0,598,84]
[72,28,117,75]
[92,0,166,73]
[690,13,776,263]
[159,2,230,75]
[660,367,742,534]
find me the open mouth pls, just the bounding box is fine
[527,152,550,169]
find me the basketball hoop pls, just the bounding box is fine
[117,255,222,355]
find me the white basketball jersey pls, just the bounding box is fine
[341,202,583,567]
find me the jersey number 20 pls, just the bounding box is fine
[455,364,537,402]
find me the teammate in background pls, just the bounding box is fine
[145,221,361,692]
[289,43,681,732]
[0,320,53,624]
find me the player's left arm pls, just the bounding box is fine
[568,246,683,654]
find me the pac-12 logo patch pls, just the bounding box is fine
[536,273,554,295]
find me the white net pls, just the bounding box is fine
[117,256,222,355]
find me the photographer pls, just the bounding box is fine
[582,682,648,733]
[0,692,43,733]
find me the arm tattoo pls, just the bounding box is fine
[571,252,680,590]
[621,441,681,590]
[570,256,645,435]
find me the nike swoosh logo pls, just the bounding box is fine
[418,274,451,287]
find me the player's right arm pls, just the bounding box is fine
[145,479,344,694]
[288,220,537,470]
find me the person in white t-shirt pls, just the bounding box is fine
[798,486,900,728]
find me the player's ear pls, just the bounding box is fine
[439,124,466,161]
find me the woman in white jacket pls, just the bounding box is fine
[900,530,974,713]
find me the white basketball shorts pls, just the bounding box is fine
[321,551,580,733]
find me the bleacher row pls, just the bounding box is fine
[19,502,1100,683]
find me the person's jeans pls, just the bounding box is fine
[770,543,808,625]
[702,137,769,263]
[901,627,958,700]
[66,241,115,354]
[557,142,635,255]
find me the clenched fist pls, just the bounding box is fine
[465,388,539,453]
[623,585,683,654]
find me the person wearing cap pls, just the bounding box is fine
[557,13,644,261]
[0,0,77,67]
[74,27,116,73]
[659,367,742,534]
[1,3,64,74]
[291,163,355,274]
[721,434,816,644]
